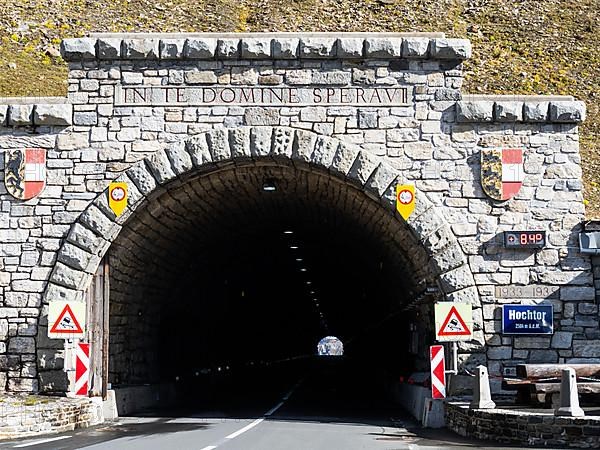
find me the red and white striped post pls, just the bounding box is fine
[74,342,90,396]
[430,345,446,399]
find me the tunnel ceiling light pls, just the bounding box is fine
[283,230,294,234]
[306,281,312,285]
[295,258,303,262]
[262,178,277,192]
[300,268,307,272]
[290,245,299,249]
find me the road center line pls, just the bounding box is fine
[201,381,301,449]
[224,418,264,439]
[13,436,72,448]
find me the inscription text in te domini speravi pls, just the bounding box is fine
[115,86,411,106]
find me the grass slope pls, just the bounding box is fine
[0,0,597,217]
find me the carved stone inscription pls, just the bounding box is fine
[115,86,411,106]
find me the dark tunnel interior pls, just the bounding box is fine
[107,160,438,410]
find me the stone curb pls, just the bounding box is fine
[456,100,586,124]
[0,102,72,127]
[60,36,472,61]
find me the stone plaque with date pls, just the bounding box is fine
[495,285,559,299]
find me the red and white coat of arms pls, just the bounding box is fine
[4,148,46,200]
[480,148,524,201]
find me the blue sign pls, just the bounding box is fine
[502,305,553,335]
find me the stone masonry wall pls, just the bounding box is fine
[446,402,600,448]
[0,395,103,439]
[0,33,595,393]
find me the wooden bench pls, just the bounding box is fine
[502,364,600,405]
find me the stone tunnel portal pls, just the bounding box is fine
[105,158,440,402]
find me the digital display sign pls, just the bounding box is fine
[504,231,546,249]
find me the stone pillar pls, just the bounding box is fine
[554,367,585,417]
[470,365,496,409]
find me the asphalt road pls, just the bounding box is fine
[0,362,567,450]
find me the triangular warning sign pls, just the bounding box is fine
[50,304,84,334]
[438,306,471,336]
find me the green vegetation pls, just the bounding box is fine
[0,0,597,216]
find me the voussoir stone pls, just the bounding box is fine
[122,39,159,59]
[364,38,402,58]
[165,141,193,174]
[34,104,73,126]
[456,101,493,122]
[50,262,85,290]
[184,38,217,59]
[206,129,231,161]
[57,242,92,271]
[60,38,96,60]
[348,150,380,185]
[331,142,360,177]
[250,127,273,157]
[430,38,472,59]
[80,205,116,238]
[241,38,272,59]
[311,136,339,167]
[229,128,251,158]
[365,163,397,196]
[127,163,158,195]
[439,264,475,293]
[146,148,177,183]
[549,101,586,123]
[186,134,213,166]
[97,38,121,59]
[272,127,294,157]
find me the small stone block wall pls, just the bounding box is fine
[0,395,102,440]
[446,402,600,448]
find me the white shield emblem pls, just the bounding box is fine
[481,148,524,201]
[5,148,46,200]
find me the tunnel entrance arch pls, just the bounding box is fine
[39,126,481,394]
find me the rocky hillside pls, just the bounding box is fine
[0,0,598,217]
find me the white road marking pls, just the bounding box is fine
[201,381,301,449]
[264,401,285,416]
[224,418,264,439]
[13,436,72,448]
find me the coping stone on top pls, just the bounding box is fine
[300,38,337,59]
[456,98,586,124]
[0,105,7,126]
[184,38,217,59]
[549,101,586,123]
[122,39,159,59]
[60,38,96,60]
[60,34,477,61]
[430,38,472,59]
[241,38,272,59]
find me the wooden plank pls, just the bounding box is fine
[101,256,110,400]
[517,364,600,379]
[88,264,104,397]
[534,382,600,394]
